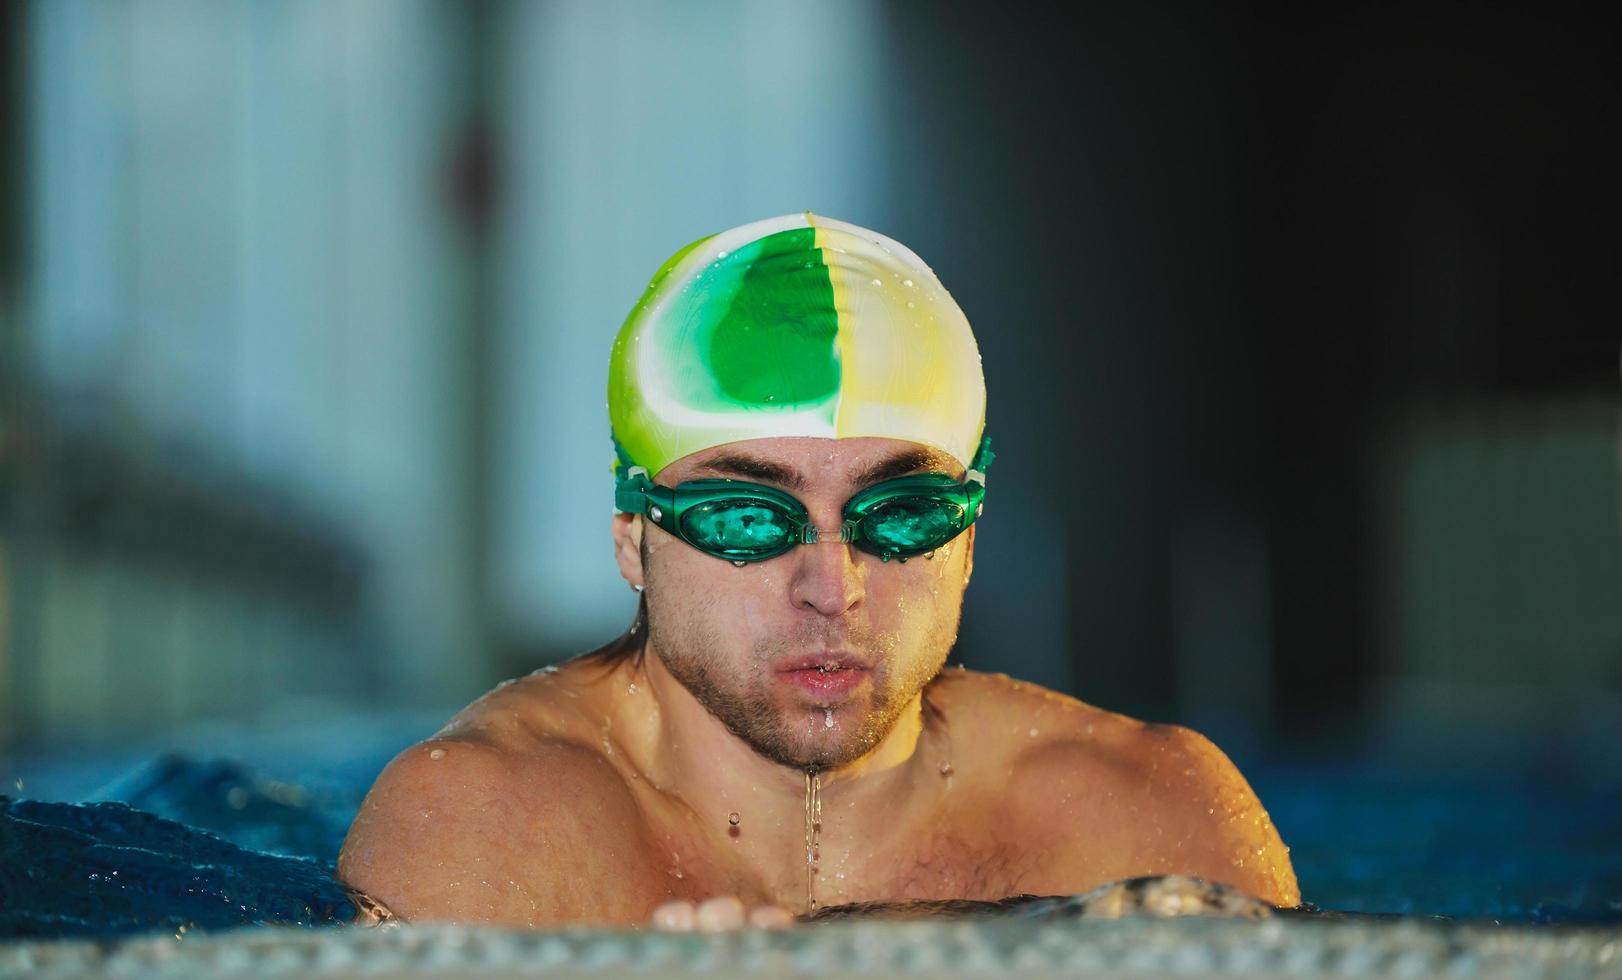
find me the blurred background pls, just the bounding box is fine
[0,0,1618,810]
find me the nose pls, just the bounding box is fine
[788,534,864,617]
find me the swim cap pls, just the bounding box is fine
[608,212,986,478]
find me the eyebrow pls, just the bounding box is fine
[849,447,962,486]
[693,454,807,490]
[691,447,960,491]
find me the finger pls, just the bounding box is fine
[694,895,747,932]
[747,904,795,929]
[650,900,696,931]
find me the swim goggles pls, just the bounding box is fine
[614,448,990,566]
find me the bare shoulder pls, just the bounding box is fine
[925,668,1134,749]
[338,659,659,925]
[928,670,1300,907]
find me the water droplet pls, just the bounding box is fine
[731,560,747,568]
[903,279,914,287]
[804,769,823,913]
[1028,728,1039,737]
[906,301,916,309]
[939,762,954,776]
[627,683,638,695]
[429,748,446,761]
[824,708,835,728]
[717,250,729,258]
[870,278,882,286]
[728,812,740,826]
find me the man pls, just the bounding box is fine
[339,213,1299,928]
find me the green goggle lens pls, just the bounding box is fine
[859,497,965,556]
[680,501,796,558]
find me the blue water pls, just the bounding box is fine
[1257,762,1622,923]
[2,746,1620,939]
[0,756,361,938]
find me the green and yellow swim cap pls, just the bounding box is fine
[608,212,986,478]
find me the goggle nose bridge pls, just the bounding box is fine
[797,520,858,545]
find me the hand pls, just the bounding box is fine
[650,896,795,931]
[346,888,401,929]
[1074,874,1273,919]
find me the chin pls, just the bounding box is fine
[794,710,893,768]
[736,710,887,771]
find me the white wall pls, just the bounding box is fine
[21,0,485,725]
[491,0,893,650]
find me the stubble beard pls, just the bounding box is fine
[643,554,959,770]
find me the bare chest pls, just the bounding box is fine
[641,798,1050,912]
[830,824,1038,905]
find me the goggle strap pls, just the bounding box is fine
[967,433,995,478]
[613,467,654,514]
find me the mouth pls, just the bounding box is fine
[776,653,872,700]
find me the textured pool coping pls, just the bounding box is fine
[4,916,1620,979]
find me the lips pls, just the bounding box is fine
[776,653,872,700]
[777,652,872,673]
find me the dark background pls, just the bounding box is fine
[888,3,1619,764]
[1,2,1617,791]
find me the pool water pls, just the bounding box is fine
[1258,761,1622,922]
[3,738,1620,939]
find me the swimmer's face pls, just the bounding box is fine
[614,436,974,769]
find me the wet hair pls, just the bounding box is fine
[580,594,648,668]
[580,528,654,670]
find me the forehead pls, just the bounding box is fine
[656,437,963,488]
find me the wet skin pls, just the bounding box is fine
[338,437,1300,926]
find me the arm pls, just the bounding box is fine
[1013,722,1300,908]
[338,736,659,926]
[1150,725,1301,908]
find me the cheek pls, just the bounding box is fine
[738,590,771,635]
[866,543,967,623]
[647,540,786,632]
[644,537,719,619]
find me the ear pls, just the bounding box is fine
[611,512,646,590]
